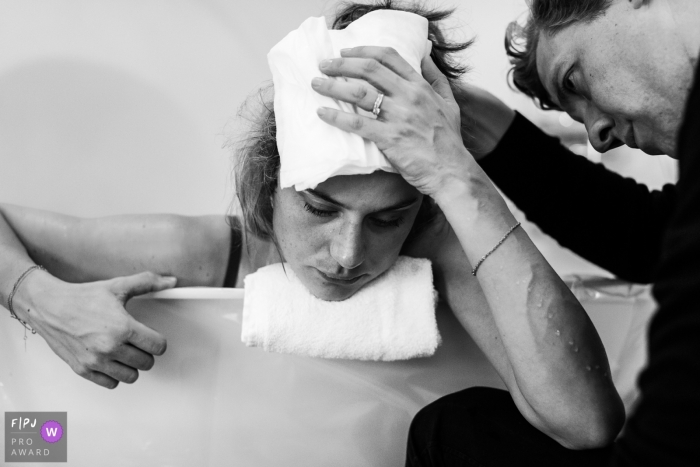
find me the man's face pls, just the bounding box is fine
[535,0,695,158]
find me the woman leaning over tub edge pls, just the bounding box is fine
[0,1,623,450]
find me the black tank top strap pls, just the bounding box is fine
[222,216,243,288]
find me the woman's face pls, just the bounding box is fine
[272,171,423,301]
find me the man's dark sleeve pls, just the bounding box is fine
[479,114,676,283]
[611,65,700,467]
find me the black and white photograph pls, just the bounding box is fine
[0,0,697,465]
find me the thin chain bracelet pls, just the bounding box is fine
[471,222,522,276]
[6,264,46,335]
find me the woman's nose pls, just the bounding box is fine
[330,221,365,270]
[584,107,618,153]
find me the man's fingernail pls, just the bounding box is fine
[340,48,351,54]
[311,77,323,88]
[162,276,177,285]
[319,59,333,69]
[317,107,327,116]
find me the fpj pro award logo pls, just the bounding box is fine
[5,412,67,463]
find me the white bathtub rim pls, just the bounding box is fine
[134,287,244,300]
[133,277,650,302]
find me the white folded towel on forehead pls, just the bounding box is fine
[268,10,432,191]
[241,256,441,361]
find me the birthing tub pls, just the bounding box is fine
[0,282,654,467]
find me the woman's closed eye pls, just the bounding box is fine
[370,216,404,228]
[303,202,404,228]
[304,202,334,217]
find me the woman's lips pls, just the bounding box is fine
[315,269,364,285]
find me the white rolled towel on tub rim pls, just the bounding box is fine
[242,256,440,361]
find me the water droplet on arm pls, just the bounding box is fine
[586,365,591,371]
[555,330,560,336]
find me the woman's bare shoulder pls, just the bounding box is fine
[401,211,454,262]
[233,222,283,286]
[401,211,476,296]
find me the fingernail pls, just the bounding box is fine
[340,48,351,55]
[311,77,322,88]
[162,276,177,285]
[319,59,332,69]
[317,107,327,117]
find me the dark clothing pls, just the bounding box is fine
[406,387,613,467]
[407,64,700,465]
[222,216,242,288]
[480,116,678,285]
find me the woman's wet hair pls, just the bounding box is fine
[505,0,611,110]
[232,0,472,242]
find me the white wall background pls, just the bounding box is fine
[0,0,678,276]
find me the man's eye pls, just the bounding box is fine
[304,202,334,217]
[564,70,576,92]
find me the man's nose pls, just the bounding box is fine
[584,107,618,153]
[330,220,365,270]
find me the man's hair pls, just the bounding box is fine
[505,0,612,110]
[233,0,471,241]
